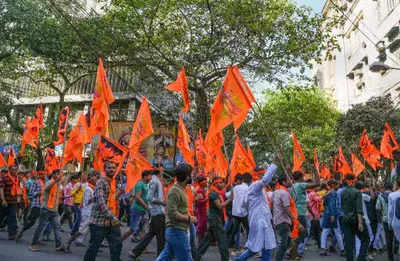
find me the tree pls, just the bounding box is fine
[336,94,400,178]
[245,85,340,167]
[99,0,337,130]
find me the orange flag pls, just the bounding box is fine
[230,136,254,179]
[165,67,190,113]
[125,152,153,193]
[337,147,353,176]
[313,149,320,176]
[247,145,257,169]
[231,66,256,129]
[320,164,332,179]
[54,107,70,146]
[45,148,60,175]
[93,136,128,174]
[8,147,16,167]
[129,97,154,151]
[292,131,305,172]
[0,153,6,167]
[213,148,228,177]
[380,122,399,159]
[90,58,115,138]
[35,104,44,129]
[195,130,213,174]
[62,113,90,166]
[359,129,382,171]
[208,67,253,138]
[177,116,194,166]
[21,117,40,156]
[351,153,365,177]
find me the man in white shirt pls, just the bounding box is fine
[229,173,252,250]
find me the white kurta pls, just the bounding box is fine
[388,190,400,241]
[245,163,278,252]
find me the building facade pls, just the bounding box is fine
[313,0,400,111]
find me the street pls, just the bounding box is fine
[0,224,388,261]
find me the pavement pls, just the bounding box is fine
[0,223,389,261]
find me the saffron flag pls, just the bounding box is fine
[213,148,228,177]
[247,145,257,170]
[351,153,365,177]
[54,106,70,146]
[320,164,332,179]
[35,104,44,129]
[8,147,16,167]
[177,116,194,167]
[93,136,128,174]
[21,117,39,156]
[313,149,320,176]
[129,97,154,151]
[292,131,305,172]
[359,129,382,171]
[165,67,190,113]
[0,153,6,167]
[230,136,254,178]
[380,122,399,159]
[125,152,153,193]
[195,130,212,174]
[337,147,353,176]
[63,113,90,166]
[90,58,115,138]
[208,67,253,138]
[45,148,60,175]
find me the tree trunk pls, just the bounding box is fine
[35,144,44,171]
[194,87,209,132]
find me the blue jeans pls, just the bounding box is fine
[236,248,272,261]
[189,223,197,259]
[84,224,122,261]
[224,214,240,249]
[31,208,62,247]
[71,204,82,235]
[156,228,192,261]
[129,208,145,233]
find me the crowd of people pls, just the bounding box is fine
[1,153,400,261]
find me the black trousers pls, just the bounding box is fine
[228,215,248,248]
[131,214,166,257]
[310,219,321,246]
[22,207,41,232]
[84,224,122,261]
[342,220,369,261]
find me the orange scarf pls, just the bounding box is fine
[22,183,29,207]
[7,173,20,196]
[47,179,58,209]
[88,183,96,191]
[107,177,119,217]
[276,184,299,239]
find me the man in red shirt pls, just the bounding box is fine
[0,164,20,239]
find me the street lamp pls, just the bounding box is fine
[369,61,400,72]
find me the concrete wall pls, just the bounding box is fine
[313,0,400,111]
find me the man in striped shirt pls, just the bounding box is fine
[16,171,42,240]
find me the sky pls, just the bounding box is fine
[294,0,325,12]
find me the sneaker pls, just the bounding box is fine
[340,250,345,257]
[320,251,330,256]
[56,244,65,252]
[29,245,40,252]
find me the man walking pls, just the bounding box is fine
[29,169,65,252]
[129,169,166,260]
[157,164,197,261]
[341,174,370,261]
[84,161,122,261]
[0,164,19,240]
